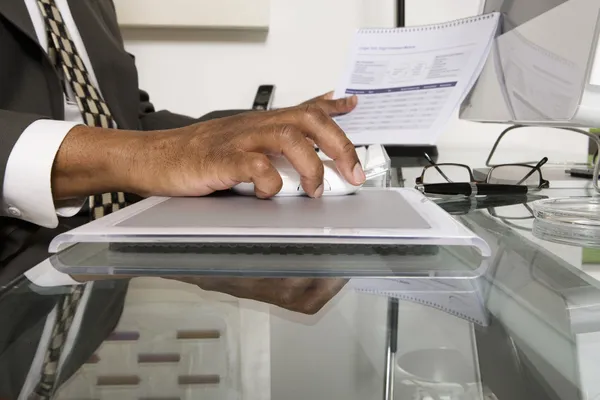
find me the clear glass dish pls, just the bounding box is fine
[531,196,600,248]
[532,218,600,248]
[531,197,600,226]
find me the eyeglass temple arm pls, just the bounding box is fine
[515,157,548,185]
[424,152,454,183]
[487,125,600,192]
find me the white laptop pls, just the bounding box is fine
[49,188,490,257]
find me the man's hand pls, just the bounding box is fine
[51,102,364,200]
[70,274,348,314]
[179,277,348,315]
[303,91,358,117]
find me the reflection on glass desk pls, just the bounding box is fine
[6,169,600,400]
[49,241,486,279]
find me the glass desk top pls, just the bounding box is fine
[2,163,600,400]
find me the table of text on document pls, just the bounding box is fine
[335,81,457,134]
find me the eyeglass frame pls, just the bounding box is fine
[488,202,534,220]
[416,153,550,190]
[435,194,537,215]
[487,203,535,232]
[485,124,600,192]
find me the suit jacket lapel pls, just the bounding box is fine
[0,0,39,46]
[0,0,133,127]
[0,0,64,118]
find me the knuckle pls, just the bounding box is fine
[303,104,328,125]
[299,302,320,315]
[272,180,284,195]
[250,155,273,176]
[279,291,296,306]
[305,159,324,179]
[300,103,313,114]
[341,140,356,156]
[279,125,303,143]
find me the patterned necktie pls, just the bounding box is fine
[31,1,127,398]
[30,287,84,399]
[36,0,127,220]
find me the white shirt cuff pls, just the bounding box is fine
[56,197,87,217]
[3,119,84,228]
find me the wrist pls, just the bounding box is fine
[51,125,149,200]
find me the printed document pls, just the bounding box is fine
[334,13,500,145]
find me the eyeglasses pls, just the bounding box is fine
[416,153,550,190]
[488,203,535,231]
[436,194,540,216]
[486,125,600,192]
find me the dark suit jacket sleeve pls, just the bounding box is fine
[0,279,129,399]
[136,88,250,131]
[0,284,57,399]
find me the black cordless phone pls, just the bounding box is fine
[567,167,595,179]
[252,85,275,110]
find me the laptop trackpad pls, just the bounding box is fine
[116,191,431,231]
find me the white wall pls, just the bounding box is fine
[406,0,482,26]
[123,0,588,160]
[123,0,395,117]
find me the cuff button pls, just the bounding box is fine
[8,206,22,217]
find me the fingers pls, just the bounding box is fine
[258,278,345,314]
[321,91,334,100]
[245,106,364,187]
[277,127,324,197]
[232,152,283,198]
[291,278,348,314]
[292,105,366,186]
[231,277,315,312]
[232,102,364,192]
[302,91,334,104]
[304,91,358,116]
[240,126,325,197]
[187,277,347,315]
[313,95,358,116]
[272,278,316,309]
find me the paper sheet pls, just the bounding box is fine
[334,13,500,145]
[350,277,491,326]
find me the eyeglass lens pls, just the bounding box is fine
[422,165,472,183]
[421,164,543,188]
[490,204,534,219]
[487,165,543,188]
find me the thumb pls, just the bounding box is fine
[314,95,358,116]
[304,91,334,103]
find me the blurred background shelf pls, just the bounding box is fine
[113,0,271,31]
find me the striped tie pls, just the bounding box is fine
[36,0,127,220]
[30,286,84,399]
